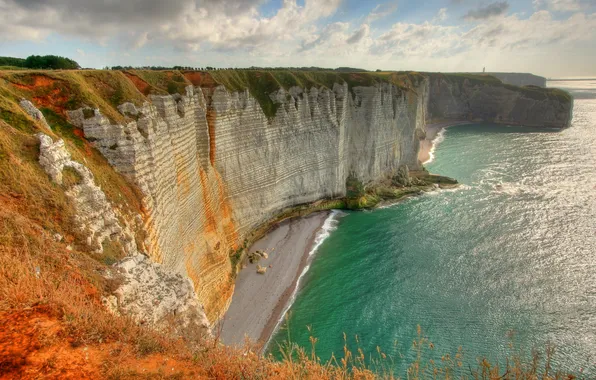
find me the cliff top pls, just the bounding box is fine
[0,69,428,120]
[1,69,570,122]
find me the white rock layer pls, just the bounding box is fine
[36,133,137,254]
[77,80,429,320]
[105,254,210,337]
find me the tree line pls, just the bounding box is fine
[0,55,80,70]
[107,65,369,72]
[0,56,370,73]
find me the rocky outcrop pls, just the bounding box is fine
[69,88,237,321]
[20,98,137,255]
[35,132,138,255]
[427,74,572,128]
[20,100,51,129]
[26,100,212,334]
[104,254,210,338]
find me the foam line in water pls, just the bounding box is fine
[424,128,447,164]
[263,210,344,351]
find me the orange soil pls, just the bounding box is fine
[206,108,216,166]
[123,72,151,96]
[9,75,69,116]
[193,167,236,321]
[183,71,218,88]
[13,75,56,88]
[0,307,208,379]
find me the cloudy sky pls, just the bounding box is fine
[0,0,595,77]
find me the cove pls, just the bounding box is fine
[269,122,596,376]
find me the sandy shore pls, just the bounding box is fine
[218,211,330,348]
[419,121,472,164]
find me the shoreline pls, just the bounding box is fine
[219,121,468,349]
[219,211,331,349]
[419,121,472,164]
[258,211,331,347]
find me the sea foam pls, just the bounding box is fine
[423,127,447,164]
[263,210,346,350]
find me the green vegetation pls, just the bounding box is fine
[126,69,191,96]
[275,324,580,379]
[0,57,26,67]
[0,66,27,71]
[505,84,573,103]
[346,173,366,199]
[24,55,80,70]
[0,55,80,70]
[40,108,84,148]
[61,166,83,188]
[434,72,503,86]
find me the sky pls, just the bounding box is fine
[0,0,595,77]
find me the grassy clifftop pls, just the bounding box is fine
[0,69,428,120]
[429,72,572,103]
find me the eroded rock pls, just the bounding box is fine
[36,132,137,254]
[106,254,210,338]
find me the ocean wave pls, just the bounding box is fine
[423,128,447,164]
[424,184,472,195]
[263,210,346,351]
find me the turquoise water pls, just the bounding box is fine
[270,81,596,376]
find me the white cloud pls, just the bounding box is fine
[0,0,341,52]
[433,8,449,23]
[0,0,595,76]
[533,0,596,11]
[365,1,398,23]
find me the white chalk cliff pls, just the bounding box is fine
[44,72,571,323]
[65,79,431,321]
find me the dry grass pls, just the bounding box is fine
[0,70,585,379]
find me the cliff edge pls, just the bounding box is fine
[0,69,573,326]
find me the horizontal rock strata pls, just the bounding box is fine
[75,80,429,321]
[428,74,572,128]
[50,72,571,322]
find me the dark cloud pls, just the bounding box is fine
[0,0,268,48]
[464,1,509,20]
[477,24,505,46]
[7,0,264,29]
[346,24,369,44]
[11,0,187,23]
[299,23,346,52]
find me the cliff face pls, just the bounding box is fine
[75,79,428,321]
[486,73,546,87]
[0,70,573,324]
[428,74,572,128]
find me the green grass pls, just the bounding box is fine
[61,166,83,188]
[208,70,427,118]
[435,72,503,86]
[40,108,84,148]
[0,66,27,71]
[80,70,146,109]
[126,69,191,95]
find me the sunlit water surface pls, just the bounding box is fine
[269,80,596,376]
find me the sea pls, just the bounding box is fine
[269,79,596,376]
